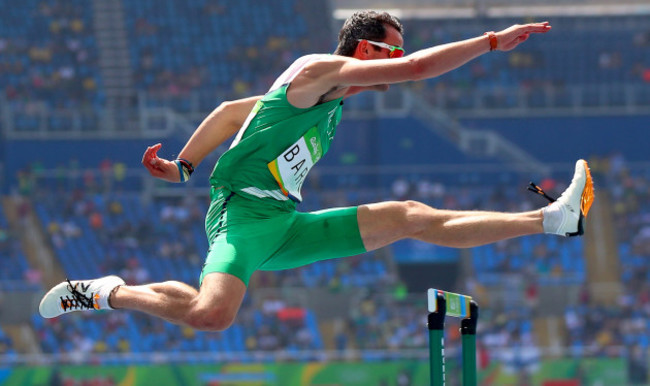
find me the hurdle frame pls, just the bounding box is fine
[427,289,479,386]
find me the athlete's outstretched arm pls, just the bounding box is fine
[142,95,262,183]
[290,23,550,107]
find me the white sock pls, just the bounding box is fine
[97,283,122,310]
[542,203,565,236]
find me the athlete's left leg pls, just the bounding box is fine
[358,159,594,251]
[357,201,543,251]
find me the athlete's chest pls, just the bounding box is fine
[266,103,341,202]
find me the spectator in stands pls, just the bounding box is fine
[40,12,594,338]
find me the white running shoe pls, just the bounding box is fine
[541,159,595,237]
[39,275,125,318]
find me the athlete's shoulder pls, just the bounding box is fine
[293,54,358,83]
[301,53,355,66]
[286,54,347,76]
[294,53,335,64]
[270,54,342,91]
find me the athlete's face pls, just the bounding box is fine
[357,25,405,60]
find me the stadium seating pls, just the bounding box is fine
[472,235,585,285]
[0,325,16,360]
[406,15,650,102]
[0,205,39,291]
[1,3,648,115]
[0,0,103,109]
[123,0,309,111]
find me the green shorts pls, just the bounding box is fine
[199,187,367,286]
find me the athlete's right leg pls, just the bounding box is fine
[39,272,247,332]
[110,272,246,331]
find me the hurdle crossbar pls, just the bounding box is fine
[427,288,479,386]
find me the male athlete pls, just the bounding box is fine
[40,11,594,331]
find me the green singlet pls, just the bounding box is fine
[200,65,367,286]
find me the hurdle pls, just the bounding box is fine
[427,289,479,386]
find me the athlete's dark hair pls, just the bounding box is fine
[334,10,404,57]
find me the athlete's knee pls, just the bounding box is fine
[185,302,237,332]
[399,200,438,237]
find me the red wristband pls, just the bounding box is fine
[484,31,498,51]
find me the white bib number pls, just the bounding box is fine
[267,126,322,202]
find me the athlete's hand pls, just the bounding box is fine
[495,22,551,52]
[142,143,181,183]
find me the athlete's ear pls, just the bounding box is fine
[354,39,371,59]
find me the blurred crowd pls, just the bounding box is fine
[0,0,101,110]
[124,0,320,112]
[3,1,649,116]
[403,16,650,109]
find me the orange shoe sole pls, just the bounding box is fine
[581,161,595,217]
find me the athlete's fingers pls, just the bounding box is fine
[142,143,164,170]
[141,144,178,182]
[141,148,150,164]
[142,143,162,163]
[502,23,550,40]
[150,143,162,155]
[142,145,155,164]
[524,23,551,33]
[142,155,163,175]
